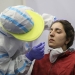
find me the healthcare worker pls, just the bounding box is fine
[0,5,45,75]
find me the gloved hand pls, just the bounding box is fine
[42,13,57,30]
[26,42,45,61]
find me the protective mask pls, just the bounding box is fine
[49,47,63,63]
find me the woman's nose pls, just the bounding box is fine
[50,31,55,37]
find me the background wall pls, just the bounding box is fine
[26,0,75,48]
[0,0,25,12]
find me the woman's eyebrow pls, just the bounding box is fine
[55,28,62,31]
[50,28,62,30]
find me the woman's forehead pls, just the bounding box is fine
[51,22,64,29]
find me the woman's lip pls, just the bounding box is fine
[49,39,54,42]
[50,39,54,41]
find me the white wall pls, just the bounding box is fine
[0,0,24,12]
[26,0,75,48]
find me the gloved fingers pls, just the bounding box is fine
[40,47,45,53]
[38,49,44,56]
[40,51,44,56]
[54,17,57,21]
[37,44,45,50]
[36,43,42,48]
[42,42,45,44]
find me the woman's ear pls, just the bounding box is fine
[65,38,71,44]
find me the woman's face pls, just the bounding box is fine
[48,22,69,49]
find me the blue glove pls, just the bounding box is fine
[26,42,45,61]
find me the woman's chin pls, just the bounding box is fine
[49,45,57,49]
[49,45,54,48]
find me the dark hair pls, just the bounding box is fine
[50,20,75,49]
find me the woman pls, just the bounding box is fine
[31,20,75,75]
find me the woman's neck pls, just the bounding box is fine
[62,45,67,51]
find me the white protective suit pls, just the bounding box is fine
[0,5,45,75]
[0,25,32,75]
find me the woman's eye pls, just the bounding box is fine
[57,31,61,34]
